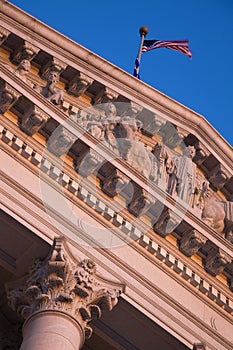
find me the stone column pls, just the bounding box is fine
[6,237,124,350]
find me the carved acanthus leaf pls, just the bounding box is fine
[153,208,182,237]
[40,57,67,79]
[101,168,130,198]
[209,164,231,190]
[6,237,123,340]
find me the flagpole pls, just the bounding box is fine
[133,26,149,78]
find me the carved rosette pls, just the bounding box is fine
[0,79,21,113]
[6,237,123,340]
[20,105,50,135]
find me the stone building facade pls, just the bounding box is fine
[0,1,232,349]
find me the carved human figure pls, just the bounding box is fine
[14,59,31,83]
[34,70,64,105]
[167,145,196,204]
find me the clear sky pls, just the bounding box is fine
[7,0,233,146]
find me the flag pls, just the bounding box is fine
[142,39,192,58]
[133,57,140,78]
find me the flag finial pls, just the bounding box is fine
[139,27,149,37]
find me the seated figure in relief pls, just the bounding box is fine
[34,70,64,106]
[14,59,31,84]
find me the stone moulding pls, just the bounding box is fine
[0,4,232,172]
[1,123,233,315]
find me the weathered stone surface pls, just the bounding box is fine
[180,229,207,257]
[20,105,49,135]
[6,237,123,340]
[68,72,94,97]
[0,79,21,113]
[205,247,231,276]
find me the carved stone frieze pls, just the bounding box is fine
[159,122,182,149]
[153,208,181,237]
[40,57,67,80]
[126,101,143,118]
[209,164,231,190]
[205,247,231,276]
[0,79,21,113]
[93,86,119,105]
[0,25,10,45]
[6,237,123,340]
[191,172,209,211]
[11,41,40,63]
[101,168,130,198]
[140,112,165,135]
[68,72,94,97]
[180,229,207,257]
[20,104,49,135]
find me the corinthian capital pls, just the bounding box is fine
[6,237,123,340]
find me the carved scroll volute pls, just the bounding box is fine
[20,105,50,136]
[68,73,94,97]
[179,229,207,257]
[0,79,21,113]
[11,41,40,63]
[93,86,119,105]
[0,25,10,45]
[205,247,231,276]
[6,237,124,341]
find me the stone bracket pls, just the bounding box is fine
[153,208,182,237]
[68,72,94,97]
[11,40,40,63]
[93,86,119,105]
[0,25,10,45]
[0,79,21,113]
[20,104,50,135]
[180,229,207,257]
[205,247,231,276]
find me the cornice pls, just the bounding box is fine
[0,72,232,258]
[1,123,233,320]
[0,1,232,168]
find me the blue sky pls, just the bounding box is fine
[8,0,233,146]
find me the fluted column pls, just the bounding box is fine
[6,237,124,350]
